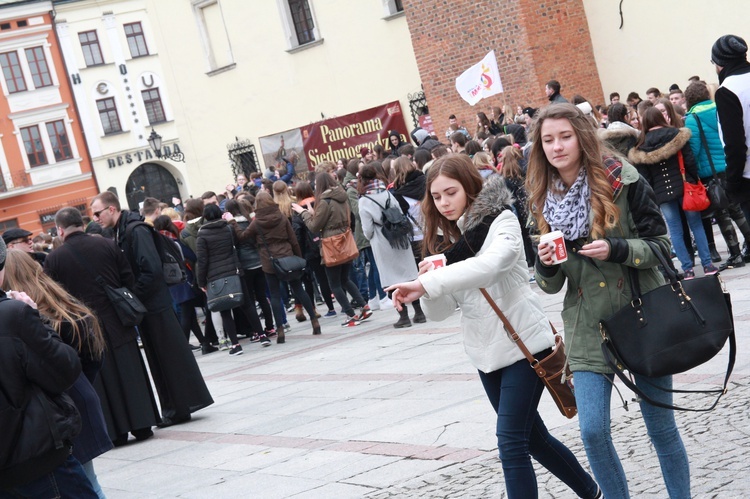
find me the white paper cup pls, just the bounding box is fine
[424,254,447,269]
[539,231,568,264]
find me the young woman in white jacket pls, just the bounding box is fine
[387,155,600,499]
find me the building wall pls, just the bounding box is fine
[402,0,603,135]
[54,0,189,210]
[0,2,98,234]
[583,0,750,104]
[147,0,423,193]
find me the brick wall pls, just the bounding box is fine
[402,0,604,135]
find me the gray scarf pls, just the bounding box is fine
[543,167,591,241]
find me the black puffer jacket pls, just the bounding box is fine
[196,219,240,287]
[0,294,82,488]
[628,127,698,205]
[232,217,262,270]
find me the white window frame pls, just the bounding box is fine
[192,0,235,74]
[10,104,80,171]
[381,0,405,19]
[0,35,59,97]
[277,0,322,52]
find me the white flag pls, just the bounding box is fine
[455,50,504,106]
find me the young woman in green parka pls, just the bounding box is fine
[526,103,691,499]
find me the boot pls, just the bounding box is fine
[311,317,321,335]
[276,325,286,344]
[719,244,745,271]
[201,343,218,355]
[744,241,750,263]
[295,304,307,322]
[412,300,427,323]
[393,305,412,329]
[708,243,722,263]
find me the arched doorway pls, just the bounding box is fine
[125,162,180,211]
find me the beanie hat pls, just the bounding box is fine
[0,237,6,271]
[711,35,748,66]
[359,147,370,158]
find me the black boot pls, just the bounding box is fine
[201,343,218,355]
[743,241,750,263]
[719,244,745,271]
[393,305,412,328]
[708,243,722,263]
[412,300,426,323]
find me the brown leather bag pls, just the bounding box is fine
[480,288,577,419]
[321,228,359,267]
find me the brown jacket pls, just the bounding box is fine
[300,185,350,239]
[236,205,301,274]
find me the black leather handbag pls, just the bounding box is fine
[694,113,730,214]
[599,241,735,411]
[257,226,306,281]
[206,274,244,312]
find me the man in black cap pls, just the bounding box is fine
[712,34,750,261]
[1,228,46,264]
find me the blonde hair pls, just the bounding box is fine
[4,249,105,358]
[526,103,619,239]
[472,152,495,171]
[272,180,294,218]
[161,207,180,220]
[315,161,336,175]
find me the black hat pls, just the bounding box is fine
[711,35,748,67]
[1,228,32,245]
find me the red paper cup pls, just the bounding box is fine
[539,231,568,264]
[424,254,447,269]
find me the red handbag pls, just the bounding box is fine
[678,151,710,212]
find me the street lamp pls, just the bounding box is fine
[147,128,184,162]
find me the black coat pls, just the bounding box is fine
[196,219,240,288]
[44,231,138,349]
[628,127,698,205]
[115,210,174,312]
[0,293,82,488]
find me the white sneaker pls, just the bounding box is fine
[368,297,381,311]
[379,297,393,309]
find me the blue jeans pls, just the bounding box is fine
[660,199,711,270]
[349,252,369,302]
[478,358,598,499]
[0,455,98,499]
[81,460,105,499]
[574,371,690,499]
[362,246,386,300]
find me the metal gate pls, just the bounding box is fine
[408,90,428,129]
[227,137,260,178]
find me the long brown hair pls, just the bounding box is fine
[272,180,294,218]
[635,107,671,149]
[4,249,105,358]
[421,155,484,256]
[500,146,524,180]
[392,156,415,188]
[525,103,619,239]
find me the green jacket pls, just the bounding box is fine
[535,160,671,373]
[343,171,370,250]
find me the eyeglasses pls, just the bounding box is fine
[8,237,31,245]
[93,207,109,218]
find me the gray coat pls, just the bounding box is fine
[358,189,418,287]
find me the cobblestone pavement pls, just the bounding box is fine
[98,230,750,498]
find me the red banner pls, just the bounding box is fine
[300,101,409,169]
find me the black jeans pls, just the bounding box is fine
[324,262,365,318]
[243,267,274,331]
[180,301,206,344]
[303,256,334,311]
[265,272,315,329]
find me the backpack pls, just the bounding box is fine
[126,222,187,285]
[363,193,413,250]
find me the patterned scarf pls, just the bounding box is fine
[542,167,591,240]
[364,179,387,195]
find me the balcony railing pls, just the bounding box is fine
[0,170,32,193]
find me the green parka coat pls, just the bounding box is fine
[535,159,671,373]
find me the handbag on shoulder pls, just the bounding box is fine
[480,288,577,419]
[256,225,306,281]
[599,241,735,411]
[206,226,245,312]
[320,202,359,267]
[693,113,730,215]
[678,150,711,212]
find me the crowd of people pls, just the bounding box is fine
[2,32,748,498]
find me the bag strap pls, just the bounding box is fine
[677,150,686,181]
[480,288,540,365]
[692,113,718,179]
[601,328,735,412]
[626,240,679,300]
[68,242,109,289]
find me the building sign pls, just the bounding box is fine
[259,101,410,170]
[106,143,182,168]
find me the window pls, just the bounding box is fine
[79,31,104,66]
[288,0,315,45]
[24,47,52,88]
[141,88,166,124]
[383,0,404,16]
[124,22,149,58]
[97,98,122,134]
[0,219,18,231]
[21,125,47,167]
[0,51,26,93]
[194,0,234,73]
[46,120,72,161]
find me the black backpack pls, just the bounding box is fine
[126,222,187,285]
[363,193,413,250]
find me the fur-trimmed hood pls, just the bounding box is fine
[598,121,639,141]
[459,174,514,233]
[628,127,692,165]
